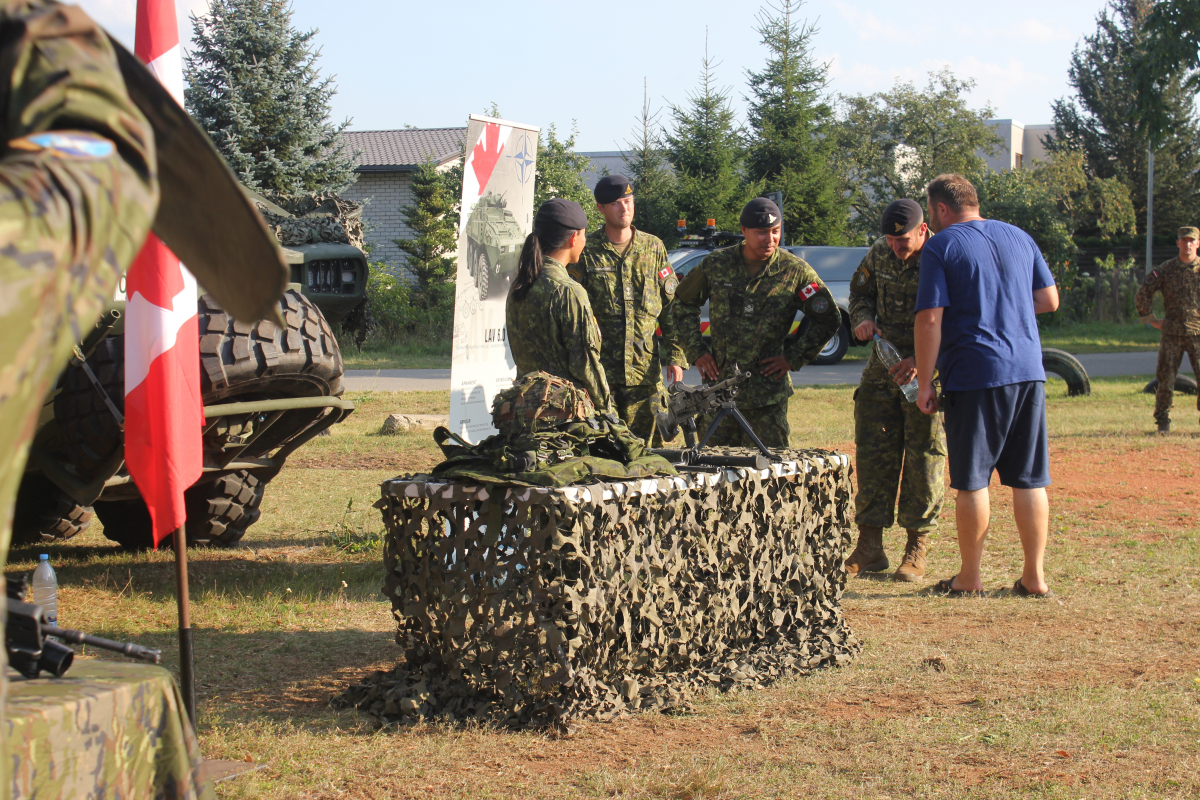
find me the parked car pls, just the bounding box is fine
[666,244,870,365]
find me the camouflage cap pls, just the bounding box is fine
[1178,227,1199,241]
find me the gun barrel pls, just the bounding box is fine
[44,626,162,665]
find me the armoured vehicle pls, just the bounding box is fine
[12,194,363,550]
[464,192,523,301]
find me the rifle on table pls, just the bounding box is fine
[6,577,161,679]
[652,366,778,471]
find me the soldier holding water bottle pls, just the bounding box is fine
[844,199,947,581]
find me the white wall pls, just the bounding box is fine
[341,171,416,273]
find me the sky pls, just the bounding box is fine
[82,0,1112,152]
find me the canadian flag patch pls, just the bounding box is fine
[659,266,672,280]
[799,282,820,299]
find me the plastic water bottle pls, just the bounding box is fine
[874,335,920,403]
[31,554,58,627]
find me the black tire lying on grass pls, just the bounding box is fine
[1041,348,1090,396]
[1142,374,1198,395]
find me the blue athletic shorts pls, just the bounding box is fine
[942,381,1050,491]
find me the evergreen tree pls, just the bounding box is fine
[836,69,1000,240]
[393,163,458,312]
[534,122,604,231]
[744,0,848,245]
[1131,0,1200,141]
[1049,0,1200,236]
[666,36,750,234]
[185,0,356,201]
[622,79,680,247]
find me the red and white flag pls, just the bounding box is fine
[125,0,203,548]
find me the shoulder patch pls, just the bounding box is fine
[9,131,115,160]
[658,265,673,281]
[798,282,820,300]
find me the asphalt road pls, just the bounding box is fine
[344,350,1178,393]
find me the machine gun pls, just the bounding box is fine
[652,367,778,470]
[6,578,161,679]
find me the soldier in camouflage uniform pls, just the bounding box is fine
[507,198,613,412]
[1135,226,1200,433]
[844,200,947,581]
[675,198,840,448]
[569,175,685,446]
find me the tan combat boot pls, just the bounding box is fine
[893,530,930,582]
[844,525,888,576]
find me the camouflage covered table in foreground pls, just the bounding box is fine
[341,448,859,729]
[4,660,212,800]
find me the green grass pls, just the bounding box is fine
[341,337,451,370]
[1038,321,1162,353]
[7,378,1199,798]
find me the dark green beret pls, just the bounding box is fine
[536,198,589,231]
[882,199,923,235]
[740,197,782,229]
[594,175,634,205]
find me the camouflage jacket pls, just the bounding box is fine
[675,244,840,408]
[848,234,930,356]
[1135,256,1200,336]
[506,257,613,412]
[569,226,685,386]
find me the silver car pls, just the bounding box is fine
[666,244,870,365]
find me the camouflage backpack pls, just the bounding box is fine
[491,371,596,436]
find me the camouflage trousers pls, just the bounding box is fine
[1154,334,1200,425]
[613,382,668,447]
[853,359,946,532]
[702,400,790,450]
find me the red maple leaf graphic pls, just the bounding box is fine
[471,123,505,195]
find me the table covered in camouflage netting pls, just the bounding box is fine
[3,660,212,800]
[340,448,859,729]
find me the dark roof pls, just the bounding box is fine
[340,128,466,172]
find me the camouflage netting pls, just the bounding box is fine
[255,192,365,251]
[336,448,860,729]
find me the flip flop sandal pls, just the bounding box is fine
[1012,578,1054,598]
[932,575,985,598]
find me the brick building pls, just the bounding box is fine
[339,128,465,272]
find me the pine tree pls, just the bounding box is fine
[185,0,357,201]
[393,163,458,311]
[744,0,848,245]
[665,35,750,234]
[622,79,680,247]
[534,123,603,231]
[1049,0,1200,236]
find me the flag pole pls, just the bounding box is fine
[172,523,196,724]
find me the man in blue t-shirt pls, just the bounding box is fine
[914,174,1060,599]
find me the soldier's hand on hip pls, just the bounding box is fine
[760,355,792,380]
[854,320,878,340]
[889,357,917,386]
[695,353,720,381]
[665,364,684,385]
[1150,319,1164,330]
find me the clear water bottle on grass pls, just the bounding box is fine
[32,554,58,627]
[874,335,920,403]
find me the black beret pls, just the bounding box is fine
[881,199,923,235]
[740,197,782,229]
[535,198,589,231]
[594,175,634,204]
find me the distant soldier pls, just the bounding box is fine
[844,200,947,581]
[570,175,684,445]
[674,197,840,448]
[1135,226,1200,433]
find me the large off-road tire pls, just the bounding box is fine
[54,335,126,479]
[1041,348,1091,396]
[1142,374,1198,395]
[11,474,95,546]
[200,288,344,401]
[474,249,490,301]
[94,470,267,550]
[811,322,850,366]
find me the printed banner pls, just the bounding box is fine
[449,114,539,442]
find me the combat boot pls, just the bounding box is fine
[1157,420,1171,434]
[844,525,888,575]
[893,530,930,582]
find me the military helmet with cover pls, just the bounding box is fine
[492,371,596,436]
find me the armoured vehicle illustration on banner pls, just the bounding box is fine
[12,193,362,551]
[464,192,523,301]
